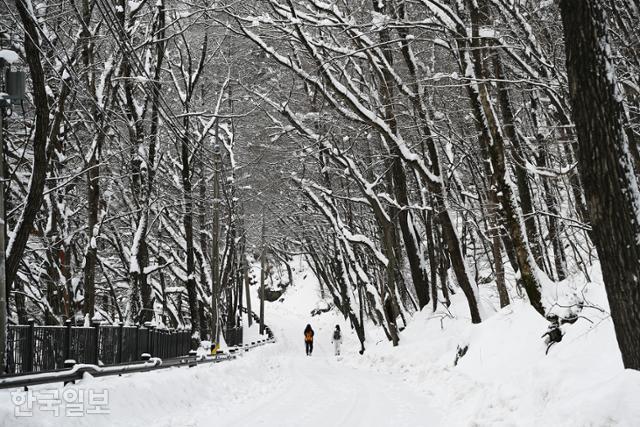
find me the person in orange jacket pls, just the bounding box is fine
[304,324,314,356]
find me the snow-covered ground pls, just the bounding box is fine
[1,258,639,426]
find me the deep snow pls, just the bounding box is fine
[0,258,639,426]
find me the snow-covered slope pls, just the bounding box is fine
[1,258,639,426]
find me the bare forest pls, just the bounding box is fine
[1,0,639,375]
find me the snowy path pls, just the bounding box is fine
[0,267,442,427]
[208,266,442,426]
[222,343,432,426]
[227,307,442,427]
[3,260,640,426]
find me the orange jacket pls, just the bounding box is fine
[304,330,314,342]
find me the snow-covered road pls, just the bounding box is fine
[5,259,638,426]
[0,262,442,427]
[230,306,442,427]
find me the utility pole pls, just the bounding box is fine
[0,97,6,374]
[211,141,221,348]
[0,52,25,373]
[259,210,266,335]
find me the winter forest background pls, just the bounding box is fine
[1,0,640,393]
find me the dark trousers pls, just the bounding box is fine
[305,341,313,355]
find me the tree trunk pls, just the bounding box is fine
[560,0,640,370]
[374,0,430,311]
[393,3,482,322]
[211,143,221,342]
[466,0,544,315]
[181,113,200,338]
[259,213,266,335]
[492,50,544,271]
[426,209,439,312]
[537,149,568,281]
[9,0,51,294]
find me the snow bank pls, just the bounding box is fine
[258,258,640,425]
[338,263,640,426]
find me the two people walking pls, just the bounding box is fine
[303,324,342,356]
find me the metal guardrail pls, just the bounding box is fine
[5,320,191,374]
[0,358,166,390]
[0,327,276,390]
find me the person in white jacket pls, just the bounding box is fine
[331,325,342,356]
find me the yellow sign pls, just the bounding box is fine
[211,342,220,355]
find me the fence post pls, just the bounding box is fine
[188,349,197,367]
[167,330,171,358]
[151,325,156,357]
[157,329,163,359]
[63,359,76,385]
[174,330,178,358]
[64,319,72,363]
[117,322,124,364]
[92,320,100,365]
[23,319,35,373]
[135,324,140,359]
[146,323,155,357]
[160,329,165,359]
